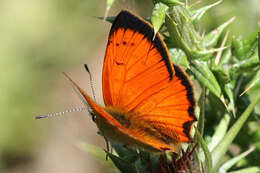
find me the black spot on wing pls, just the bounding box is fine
[109,10,173,79]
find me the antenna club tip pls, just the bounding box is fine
[35,115,47,119]
[84,64,90,73]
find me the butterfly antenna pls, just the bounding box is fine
[84,64,96,102]
[35,107,89,119]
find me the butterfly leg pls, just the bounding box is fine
[104,137,111,160]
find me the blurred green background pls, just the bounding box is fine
[0,0,259,172]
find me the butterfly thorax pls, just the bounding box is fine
[94,106,151,149]
[103,106,151,131]
[104,106,133,127]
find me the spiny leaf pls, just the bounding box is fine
[240,69,260,96]
[231,51,259,74]
[219,147,255,173]
[198,87,206,136]
[160,0,184,6]
[224,82,236,116]
[232,29,258,60]
[169,48,190,68]
[191,0,223,23]
[228,166,260,173]
[207,113,231,151]
[215,30,230,65]
[190,60,222,99]
[195,127,212,173]
[212,92,260,170]
[202,17,235,48]
[219,48,232,66]
[212,65,230,84]
[165,7,204,59]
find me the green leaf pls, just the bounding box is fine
[152,2,168,38]
[191,0,223,24]
[224,82,236,116]
[111,143,139,163]
[191,46,228,60]
[212,65,230,84]
[195,127,212,173]
[231,51,260,74]
[212,92,260,170]
[219,147,255,173]
[169,48,190,68]
[190,60,222,98]
[258,31,260,61]
[219,48,232,66]
[207,113,231,151]
[202,17,235,48]
[239,51,259,70]
[160,0,184,6]
[107,152,137,173]
[228,166,260,173]
[198,87,206,136]
[165,7,204,59]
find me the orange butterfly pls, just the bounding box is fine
[65,10,196,153]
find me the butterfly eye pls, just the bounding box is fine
[90,111,96,122]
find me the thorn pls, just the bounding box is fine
[189,0,202,8]
[104,5,111,22]
[152,32,156,41]
[220,95,229,114]
[215,31,229,65]
[239,80,258,97]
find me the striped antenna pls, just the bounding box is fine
[35,107,88,119]
[84,64,96,102]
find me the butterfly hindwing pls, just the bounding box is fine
[129,64,196,142]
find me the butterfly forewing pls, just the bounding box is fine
[102,10,196,150]
[103,10,174,110]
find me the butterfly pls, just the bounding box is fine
[65,10,196,153]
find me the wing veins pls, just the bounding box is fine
[132,113,193,121]
[127,49,160,73]
[153,88,187,105]
[146,120,185,129]
[126,76,170,111]
[118,30,154,106]
[155,104,191,109]
[125,61,164,83]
